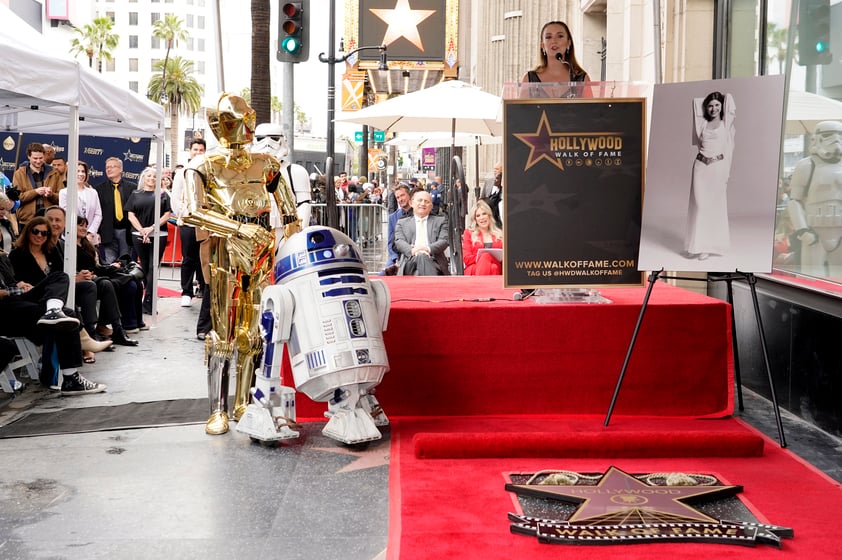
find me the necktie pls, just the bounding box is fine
[415,217,428,247]
[114,185,123,221]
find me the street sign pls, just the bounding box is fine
[354,131,364,142]
[373,130,385,142]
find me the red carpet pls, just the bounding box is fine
[294,276,734,420]
[387,417,842,559]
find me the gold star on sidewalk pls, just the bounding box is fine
[370,0,436,51]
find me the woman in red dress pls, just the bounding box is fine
[462,200,503,276]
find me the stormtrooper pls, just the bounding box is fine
[236,225,392,445]
[251,122,313,248]
[788,120,842,271]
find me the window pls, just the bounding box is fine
[152,59,161,71]
[187,14,194,27]
[105,11,115,23]
[197,38,205,52]
[151,12,160,25]
[129,12,138,25]
[129,58,139,72]
[129,35,138,49]
[152,37,161,49]
[106,60,115,72]
[198,15,205,30]
[187,37,194,51]
[197,61,205,75]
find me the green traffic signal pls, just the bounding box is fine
[281,36,300,54]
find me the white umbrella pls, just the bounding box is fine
[786,90,842,135]
[336,80,503,137]
[385,131,502,149]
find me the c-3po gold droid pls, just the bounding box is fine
[179,93,300,435]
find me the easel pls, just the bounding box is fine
[604,268,787,447]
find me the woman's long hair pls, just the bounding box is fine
[468,200,503,244]
[533,21,587,80]
[76,216,99,263]
[14,216,56,255]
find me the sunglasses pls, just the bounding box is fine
[31,229,50,237]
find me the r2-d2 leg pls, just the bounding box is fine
[323,384,388,444]
[235,286,300,442]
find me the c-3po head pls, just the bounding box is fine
[207,93,256,149]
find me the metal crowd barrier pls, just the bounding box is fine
[308,203,389,273]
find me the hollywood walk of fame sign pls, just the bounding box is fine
[505,467,793,548]
[503,96,645,289]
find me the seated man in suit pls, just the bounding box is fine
[394,189,449,276]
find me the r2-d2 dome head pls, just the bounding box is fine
[253,123,290,161]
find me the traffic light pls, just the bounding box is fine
[798,0,833,66]
[277,1,309,63]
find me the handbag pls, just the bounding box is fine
[115,255,145,282]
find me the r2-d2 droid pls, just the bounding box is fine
[236,226,391,444]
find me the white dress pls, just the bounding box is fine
[685,99,735,256]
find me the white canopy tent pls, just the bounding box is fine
[0,7,166,312]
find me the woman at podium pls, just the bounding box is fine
[462,200,503,276]
[521,21,590,98]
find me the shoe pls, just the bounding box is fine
[180,295,192,307]
[197,332,207,341]
[139,323,150,331]
[80,329,113,353]
[38,309,80,332]
[112,328,139,347]
[96,325,113,338]
[124,327,140,334]
[60,372,106,396]
[142,305,153,315]
[83,351,96,364]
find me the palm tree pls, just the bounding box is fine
[250,0,272,122]
[152,15,189,104]
[70,16,119,72]
[148,57,204,166]
[271,96,283,124]
[767,22,789,74]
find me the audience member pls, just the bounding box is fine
[462,200,503,276]
[45,156,68,192]
[12,143,58,228]
[94,157,137,264]
[394,189,449,276]
[170,137,207,308]
[429,177,442,215]
[0,192,16,251]
[125,166,172,315]
[59,161,103,247]
[0,240,105,395]
[384,183,412,274]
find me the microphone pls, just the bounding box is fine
[555,52,564,61]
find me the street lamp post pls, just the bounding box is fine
[318,0,387,228]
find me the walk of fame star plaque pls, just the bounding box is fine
[505,466,793,548]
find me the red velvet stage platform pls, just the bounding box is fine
[295,276,734,420]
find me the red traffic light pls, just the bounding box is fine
[282,2,301,17]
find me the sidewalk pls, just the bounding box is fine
[0,275,390,560]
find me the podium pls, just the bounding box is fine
[499,81,650,290]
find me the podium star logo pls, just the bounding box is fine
[513,112,565,172]
[370,0,436,51]
[506,466,742,525]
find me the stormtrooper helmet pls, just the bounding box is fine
[253,123,289,160]
[812,120,842,163]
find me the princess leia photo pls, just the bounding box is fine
[684,91,736,260]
